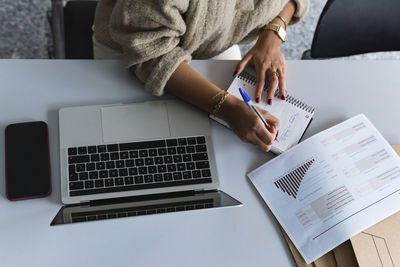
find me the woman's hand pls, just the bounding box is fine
[233,30,287,105]
[218,95,280,152]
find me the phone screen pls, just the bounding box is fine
[5,121,51,200]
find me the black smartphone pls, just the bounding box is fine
[5,121,51,200]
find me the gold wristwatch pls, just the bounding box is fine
[262,23,287,42]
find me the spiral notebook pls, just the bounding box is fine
[211,67,315,154]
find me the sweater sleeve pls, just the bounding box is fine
[108,0,191,96]
[289,0,310,25]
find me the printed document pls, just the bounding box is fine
[248,114,400,263]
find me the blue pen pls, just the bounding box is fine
[239,88,279,141]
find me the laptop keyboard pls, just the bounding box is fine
[67,136,213,196]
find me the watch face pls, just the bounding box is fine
[278,27,287,41]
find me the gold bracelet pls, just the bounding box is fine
[276,15,287,29]
[211,91,229,116]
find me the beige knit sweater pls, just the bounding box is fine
[94,0,309,96]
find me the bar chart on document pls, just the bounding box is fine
[248,114,400,263]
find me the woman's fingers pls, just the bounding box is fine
[254,65,267,103]
[277,68,287,100]
[248,132,272,152]
[233,53,252,77]
[266,70,279,104]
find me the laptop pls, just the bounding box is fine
[56,99,241,222]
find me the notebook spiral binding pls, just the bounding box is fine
[238,70,315,114]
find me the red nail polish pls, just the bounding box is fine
[267,99,272,105]
[276,130,279,138]
[255,97,260,103]
[233,71,238,76]
[281,95,286,100]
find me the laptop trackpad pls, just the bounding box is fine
[101,102,170,143]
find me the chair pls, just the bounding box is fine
[49,0,98,59]
[302,0,400,59]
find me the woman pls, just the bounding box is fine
[93,0,309,152]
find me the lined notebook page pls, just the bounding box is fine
[217,68,315,154]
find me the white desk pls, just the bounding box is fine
[0,59,400,267]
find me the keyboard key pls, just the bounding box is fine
[95,179,104,187]
[119,168,128,176]
[106,161,115,169]
[110,152,119,160]
[135,158,144,166]
[164,156,173,164]
[177,147,185,154]
[69,165,75,173]
[163,173,172,181]
[96,162,105,170]
[100,153,110,161]
[70,181,83,190]
[144,175,154,183]
[202,169,211,177]
[186,146,195,153]
[97,145,106,153]
[78,147,87,154]
[183,154,192,162]
[128,167,138,175]
[196,136,206,144]
[134,175,144,184]
[167,164,176,172]
[177,163,186,171]
[178,138,187,146]
[69,172,78,181]
[120,140,166,150]
[86,163,95,171]
[145,158,154,165]
[195,145,207,152]
[192,170,201,178]
[196,161,210,169]
[173,172,182,180]
[88,146,97,154]
[173,155,182,163]
[154,157,163,164]
[154,174,163,182]
[186,162,195,170]
[89,171,98,179]
[120,151,129,159]
[107,144,118,152]
[115,178,124,186]
[105,178,114,187]
[68,155,90,164]
[157,165,167,173]
[99,170,108,178]
[129,150,138,158]
[149,149,157,156]
[91,154,100,162]
[124,176,134,185]
[192,153,208,161]
[68,147,77,155]
[109,169,118,177]
[139,150,148,157]
[79,172,88,180]
[167,139,177,146]
[116,160,125,168]
[148,166,157,174]
[76,164,85,172]
[139,167,147,175]
[168,147,176,155]
[125,159,135,167]
[183,171,192,179]
[187,137,196,145]
[85,180,94,189]
[158,148,167,156]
